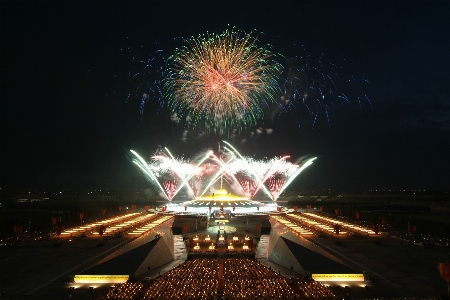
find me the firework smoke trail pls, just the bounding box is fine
[164,27,282,134]
[129,150,169,200]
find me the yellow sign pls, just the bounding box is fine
[312,274,364,282]
[74,275,129,283]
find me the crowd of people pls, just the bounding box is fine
[101,282,143,300]
[98,257,448,300]
[293,280,340,299]
[222,258,298,299]
[141,258,219,299]
[98,257,342,300]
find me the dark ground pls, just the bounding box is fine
[1,213,449,299]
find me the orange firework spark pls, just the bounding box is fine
[165,27,282,133]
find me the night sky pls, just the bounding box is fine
[1,1,449,191]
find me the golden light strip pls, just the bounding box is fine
[303,213,376,234]
[312,274,364,282]
[271,216,314,235]
[128,215,173,236]
[60,213,160,235]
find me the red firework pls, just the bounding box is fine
[267,175,286,199]
[236,176,258,198]
[163,179,178,201]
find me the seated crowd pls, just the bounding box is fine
[101,282,143,300]
[141,258,219,300]
[99,258,445,300]
[293,280,338,299]
[222,258,298,299]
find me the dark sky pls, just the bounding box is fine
[1,1,449,191]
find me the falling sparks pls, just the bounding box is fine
[128,142,316,201]
[164,27,282,134]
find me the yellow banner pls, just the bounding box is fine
[74,275,129,283]
[312,274,364,281]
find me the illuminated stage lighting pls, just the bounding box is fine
[74,275,129,284]
[207,225,236,234]
[311,274,364,282]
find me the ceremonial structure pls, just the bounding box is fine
[165,188,280,216]
[3,203,448,299]
[3,146,446,299]
[64,208,364,300]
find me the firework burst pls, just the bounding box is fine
[115,31,370,133]
[164,27,282,134]
[112,39,168,122]
[128,142,316,202]
[274,47,371,129]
